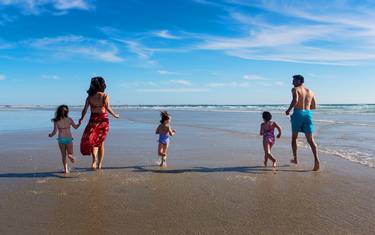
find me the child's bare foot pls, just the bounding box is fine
[312,161,320,171]
[159,158,164,167]
[67,154,75,163]
[272,160,277,169]
[264,160,267,167]
[64,168,70,174]
[290,158,298,164]
[98,162,103,169]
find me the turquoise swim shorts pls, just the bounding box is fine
[57,137,73,145]
[291,109,314,134]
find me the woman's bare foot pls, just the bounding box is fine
[92,161,97,170]
[312,161,320,171]
[264,160,267,167]
[67,154,75,163]
[98,162,103,169]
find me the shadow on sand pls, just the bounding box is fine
[0,164,311,179]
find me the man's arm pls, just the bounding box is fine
[286,88,298,115]
[310,94,317,110]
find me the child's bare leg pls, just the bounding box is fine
[159,144,168,167]
[98,144,105,169]
[269,144,276,168]
[58,144,69,173]
[262,141,270,167]
[91,147,98,170]
[66,143,75,163]
[162,145,169,167]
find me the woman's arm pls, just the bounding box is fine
[48,122,57,137]
[70,118,80,129]
[275,122,282,138]
[79,97,90,124]
[105,95,120,118]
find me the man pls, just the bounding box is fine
[285,75,320,171]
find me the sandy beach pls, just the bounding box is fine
[0,110,374,234]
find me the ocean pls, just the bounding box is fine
[1,104,374,168]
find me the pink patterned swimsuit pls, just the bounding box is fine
[263,122,276,145]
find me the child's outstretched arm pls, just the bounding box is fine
[105,95,120,118]
[48,122,57,137]
[70,118,80,129]
[275,122,282,138]
[155,126,160,134]
[259,123,264,136]
[169,127,176,136]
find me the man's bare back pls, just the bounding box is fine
[293,85,316,110]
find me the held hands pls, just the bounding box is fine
[285,110,291,116]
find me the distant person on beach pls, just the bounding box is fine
[285,75,320,171]
[260,111,282,169]
[48,105,80,173]
[155,111,176,167]
[79,77,120,170]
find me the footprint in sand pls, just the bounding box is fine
[226,175,256,182]
[36,179,47,184]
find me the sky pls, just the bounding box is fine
[1,0,375,105]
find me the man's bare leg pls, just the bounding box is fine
[98,144,105,169]
[291,132,298,164]
[305,133,320,171]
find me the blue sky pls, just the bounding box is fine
[1,0,375,105]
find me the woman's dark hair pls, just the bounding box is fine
[160,111,170,124]
[262,111,272,122]
[87,76,106,96]
[52,105,69,122]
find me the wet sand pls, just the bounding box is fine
[0,111,375,234]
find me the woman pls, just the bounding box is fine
[79,77,119,169]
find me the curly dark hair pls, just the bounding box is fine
[52,105,69,122]
[87,76,107,96]
[262,111,272,122]
[293,74,304,83]
[160,111,170,124]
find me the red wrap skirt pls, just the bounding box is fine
[80,112,109,156]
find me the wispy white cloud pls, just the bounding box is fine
[0,0,92,15]
[206,81,251,88]
[154,30,180,39]
[157,70,185,76]
[243,74,266,81]
[27,35,124,62]
[41,74,61,80]
[169,80,191,86]
[136,88,208,93]
[0,74,5,80]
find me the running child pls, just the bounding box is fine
[49,105,80,173]
[155,111,176,167]
[260,111,282,169]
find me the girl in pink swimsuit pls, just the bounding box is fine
[260,111,282,169]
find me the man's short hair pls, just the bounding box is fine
[293,75,304,83]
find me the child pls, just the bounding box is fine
[49,105,80,173]
[155,111,176,167]
[260,111,282,169]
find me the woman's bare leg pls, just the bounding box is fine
[91,147,98,170]
[98,144,105,169]
[58,144,69,173]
